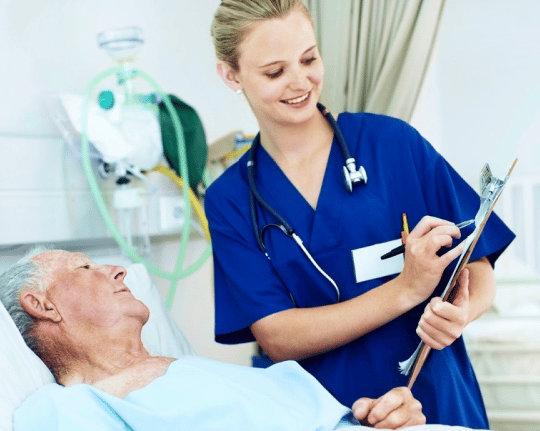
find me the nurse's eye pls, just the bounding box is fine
[302,56,317,65]
[266,68,284,79]
[79,264,91,269]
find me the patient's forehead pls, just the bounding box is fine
[32,250,92,284]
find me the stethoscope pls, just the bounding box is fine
[247,103,368,303]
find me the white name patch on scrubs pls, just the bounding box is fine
[352,239,404,284]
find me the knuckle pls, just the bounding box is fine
[409,243,420,256]
[395,386,410,398]
[450,328,461,339]
[415,413,427,425]
[422,313,436,326]
[369,410,383,423]
[433,343,444,350]
[387,391,400,404]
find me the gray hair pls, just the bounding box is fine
[0,246,53,356]
[211,0,312,70]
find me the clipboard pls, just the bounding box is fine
[399,159,518,389]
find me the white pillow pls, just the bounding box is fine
[0,261,192,431]
[124,263,193,358]
[0,300,54,431]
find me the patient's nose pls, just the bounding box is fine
[108,265,127,282]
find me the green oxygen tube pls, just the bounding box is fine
[80,66,212,309]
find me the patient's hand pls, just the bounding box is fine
[351,387,425,429]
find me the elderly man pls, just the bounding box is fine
[0,248,475,431]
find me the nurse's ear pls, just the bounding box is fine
[216,61,243,94]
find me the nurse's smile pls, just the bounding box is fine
[281,91,311,107]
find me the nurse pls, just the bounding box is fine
[205,0,515,428]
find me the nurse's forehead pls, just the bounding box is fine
[239,11,316,66]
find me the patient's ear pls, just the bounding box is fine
[216,61,242,93]
[20,289,61,323]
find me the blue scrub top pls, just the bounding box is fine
[205,112,515,428]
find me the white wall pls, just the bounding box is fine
[0,0,258,142]
[411,0,540,183]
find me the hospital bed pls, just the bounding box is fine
[0,262,491,431]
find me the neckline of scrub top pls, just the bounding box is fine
[254,130,345,253]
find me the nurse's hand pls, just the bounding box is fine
[399,216,465,303]
[416,268,470,350]
[352,387,425,429]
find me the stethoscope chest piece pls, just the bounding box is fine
[343,159,368,193]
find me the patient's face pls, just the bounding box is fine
[33,250,149,332]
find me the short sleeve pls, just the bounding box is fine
[205,168,295,345]
[404,124,515,265]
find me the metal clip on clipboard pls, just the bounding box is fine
[399,159,518,389]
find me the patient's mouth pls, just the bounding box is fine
[115,287,131,294]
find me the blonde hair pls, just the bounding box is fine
[211,0,313,70]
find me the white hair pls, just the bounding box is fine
[0,245,53,356]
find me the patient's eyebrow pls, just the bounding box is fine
[69,253,93,267]
[258,44,317,68]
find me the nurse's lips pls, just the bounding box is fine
[281,91,310,105]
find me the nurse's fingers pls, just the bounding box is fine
[425,274,470,323]
[437,238,466,267]
[419,223,462,251]
[416,320,451,350]
[407,216,456,239]
[417,270,471,349]
[406,223,461,261]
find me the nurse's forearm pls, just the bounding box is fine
[464,257,495,323]
[250,275,429,362]
[252,218,468,362]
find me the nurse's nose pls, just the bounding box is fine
[288,66,309,90]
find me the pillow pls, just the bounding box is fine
[124,263,193,358]
[0,261,192,431]
[0,300,54,431]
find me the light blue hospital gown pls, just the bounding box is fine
[14,356,358,431]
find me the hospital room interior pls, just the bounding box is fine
[1,0,539,430]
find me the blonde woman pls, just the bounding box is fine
[206,1,514,428]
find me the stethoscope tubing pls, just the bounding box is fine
[247,103,366,303]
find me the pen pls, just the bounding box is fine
[380,219,475,260]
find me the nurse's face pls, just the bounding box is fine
[226,10,324,129]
